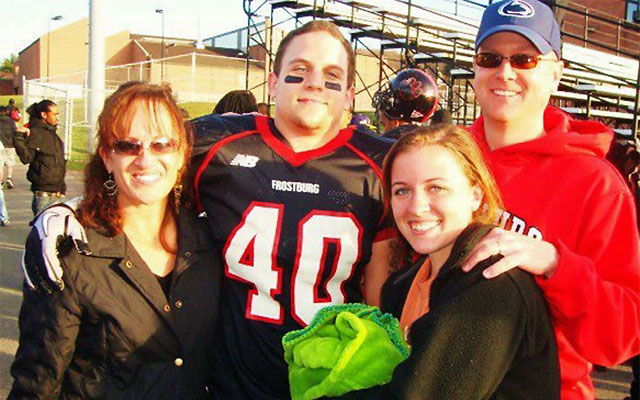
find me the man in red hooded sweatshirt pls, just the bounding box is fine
[461,1,640,399]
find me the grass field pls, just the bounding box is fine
[0,95,22,111]
[181,101,216,118]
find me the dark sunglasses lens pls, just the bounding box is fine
[511,54,538,69]
[113,139,142,155]
[150,139,177,153]
[475,53,501,68]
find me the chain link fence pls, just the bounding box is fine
[23,53,269,162]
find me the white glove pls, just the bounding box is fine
[21,198,90,293]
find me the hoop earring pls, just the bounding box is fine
[173,184,182,214]
[103,173,118,197]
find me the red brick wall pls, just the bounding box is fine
[560,0,640,55]
[0,79,13,95]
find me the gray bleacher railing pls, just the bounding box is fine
[239,0,640,138]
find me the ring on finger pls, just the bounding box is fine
[496,241,502,255]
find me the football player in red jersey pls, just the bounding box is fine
[21,21,401,399]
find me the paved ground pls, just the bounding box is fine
[0,162,635,398]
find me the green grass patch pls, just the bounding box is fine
[67,158,90,171]
[65,101,216,171]
[180,102,216,119]
[0,94,23,111]
[67,125,92,171]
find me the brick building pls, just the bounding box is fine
[0,72,14,95]
[14,17,272,104]
[557,0,640,56]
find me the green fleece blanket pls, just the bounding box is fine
[282,303,410,400]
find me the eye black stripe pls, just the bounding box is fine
[284,75,304,84]
[325,82,342,91]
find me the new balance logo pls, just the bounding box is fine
[230,154,260,168]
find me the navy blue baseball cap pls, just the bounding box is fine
[475,0,562,58]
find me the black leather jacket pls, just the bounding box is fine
[9,210,221,399]
[0,114,15,148]
[13,118,66,193]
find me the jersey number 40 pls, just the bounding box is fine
[223,202,363,326]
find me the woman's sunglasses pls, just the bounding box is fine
[112,137,178,156]
[473,53,554,70]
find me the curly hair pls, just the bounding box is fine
[77,82,193,252]
[213,90,258,114]
[382,124,504,268]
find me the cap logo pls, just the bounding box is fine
[498,0,535,18]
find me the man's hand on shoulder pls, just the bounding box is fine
[22,201,90,294]
[461,227,559,280]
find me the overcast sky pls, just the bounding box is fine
[0,0,254,61]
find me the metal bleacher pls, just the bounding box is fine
[249,0,640,138]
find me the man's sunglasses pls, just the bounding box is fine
[112,137,178,156]
[474,53,555,70]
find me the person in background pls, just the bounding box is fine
[373,68,438,140]
[429,108,452,126]
[7,98,21,123]
[464,1,640,398]
[349,113,376,132]
[257,102,270,116]
[0,105,17,189]
[212,89,258,114]
[349,113,371,127]
[13,100,66,216]
[9,82,221,399]
[349,113,371,126]
[0,139,10,226]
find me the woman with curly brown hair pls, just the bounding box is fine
[9,82,221,399]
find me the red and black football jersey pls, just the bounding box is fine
[191,114,394,399]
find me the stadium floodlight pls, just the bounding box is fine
[156,8,165,81]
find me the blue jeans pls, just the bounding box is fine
[0,187,8,223]
[31,194,63,216]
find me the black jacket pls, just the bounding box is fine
[342,224,560,400]
[0,114,16,148]
[9,210,222,400]
[13,118,66,193]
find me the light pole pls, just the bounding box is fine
[155,8,165,81]
[47,15,63,82]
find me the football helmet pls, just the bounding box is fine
[373,68,438,123]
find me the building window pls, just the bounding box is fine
[627,0,640,23]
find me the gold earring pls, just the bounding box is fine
[103,173,117,196]
[173,184,182,214]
